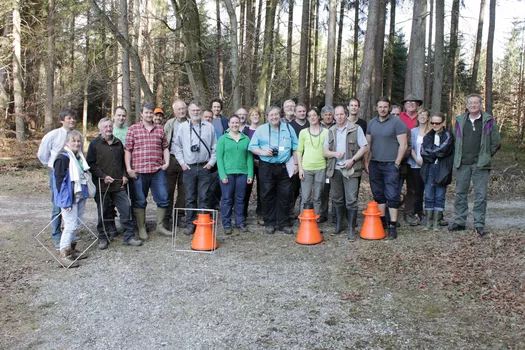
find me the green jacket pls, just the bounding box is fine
[216,131,254,181]
[453,111,501,169]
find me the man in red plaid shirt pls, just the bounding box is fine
[125,102,172,240]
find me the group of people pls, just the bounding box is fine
[37,93,501,267]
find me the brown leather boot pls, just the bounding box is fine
[70,240,88,260]
[59,247,79,268]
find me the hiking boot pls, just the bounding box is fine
[387,222,398,240]
[70,240,88,259]
[184,225,195,236]
[156,208,172,236]
[264,226,276,234]
[257,216,264,226]
[238,225,249,233]
[59,247,79,268]
[134,208,148,240]
[224,227,233,235]
[125,238,143,246]
[281,226,293,235]
[448,223,466,232]
[98,239,109,250]
[475,227,486,237]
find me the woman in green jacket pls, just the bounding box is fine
[216,115,254,233]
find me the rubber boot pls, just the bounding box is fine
[70,240,88,260]
[347,209,357,241]
[156,208,173,236]
[387,222,398,240]
[59,247,79,268]
[334,206,345,234]
[433,211,440,231]
[424,210,434,230]
[353,211,358,228]
[437,211,448,226]
[134,208,148,240]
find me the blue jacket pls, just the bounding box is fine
[53,153,88,208]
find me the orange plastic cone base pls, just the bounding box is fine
[191,213,218,251]
[296,209,323,245]
[359,202,386,240]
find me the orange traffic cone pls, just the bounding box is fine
[360,202,386,240]
[191,212,218,251]
[296,203,323,245]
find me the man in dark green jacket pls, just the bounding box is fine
[449,94,501,236]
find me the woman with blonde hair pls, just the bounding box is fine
[406,108,432,226]
[53,130,90,267]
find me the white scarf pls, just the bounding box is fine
[64,146,90,199]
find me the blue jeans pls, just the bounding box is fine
[424,163,447,211]
[49,171,62,248]
[130,170,169,209]
[220,174,248,228]
[369,161,401,208]
[182,165,212,225]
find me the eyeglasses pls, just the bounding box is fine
[430,122,442,125]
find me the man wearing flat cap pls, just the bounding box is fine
[400,94,423,130]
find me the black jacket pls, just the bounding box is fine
[420,129,455,186]
[86,135,127,192]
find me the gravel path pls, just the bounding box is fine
[2,193,524,349]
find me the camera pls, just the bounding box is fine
[191,144,200,152]
[271,148,279,157]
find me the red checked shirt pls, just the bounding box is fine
[125,122,168,174]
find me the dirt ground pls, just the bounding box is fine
[1,147,524,349]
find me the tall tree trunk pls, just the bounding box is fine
[471,0,486,91]
[334,0,345,98]
[285,0,294,97]
[216,0,223,98]
[155,37,165,106]
[431,0,444,113]
[351,0,359,97]
[266,4,280,107]
[310,0,319,104]
[45,0,55,133]
[69,16,75,108]
[257,0,278,113]
[384,0,396,99]
[325,0,337,106]
[83,10,91,147]
[13,0,25,140]
[251,0,263,99]
[224,0,240,110]
[244,0,255,106]
[118,0,131,122]
[173,12,181,100]
[447,0,460,124]
[372,0,387,105]
[174,0,210,102]
[133,0,142,119]
[404,0,427,98]
[357,0,381,121]
[485,0,495,114]
[239,0,245,105]
[424,0,434,108]
[298,0,310,103]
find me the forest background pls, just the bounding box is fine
[0,0,524,155]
